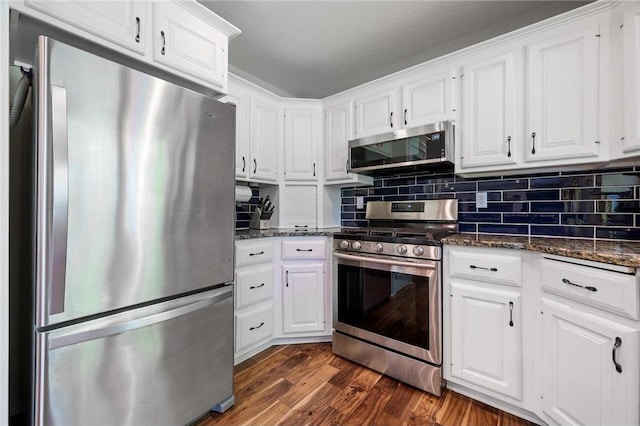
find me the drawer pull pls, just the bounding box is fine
[294,225,309,228]
[296,248,313,252]
[249,251,264,257]
[612,337,622,373]
[249,322,265,331]
[509,302,514,327]
[470,265,498,272]
[249,283,265,290]
[562,278,597,292]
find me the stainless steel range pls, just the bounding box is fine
[332,199,457,396]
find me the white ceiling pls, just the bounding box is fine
[201,1,591,99]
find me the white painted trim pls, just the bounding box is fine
[1,1,9,423]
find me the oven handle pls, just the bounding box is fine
[333,252,437,269]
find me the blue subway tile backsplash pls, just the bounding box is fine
[340,167,640,241]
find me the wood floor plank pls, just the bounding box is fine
[199,344,537,426]
[434,390,473,426]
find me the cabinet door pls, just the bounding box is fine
[25,0,146,54]
[542,298,639,426]
[450,282,522,400]
[249,97,279,182]
[282,262,325,334]
[220,84,250,179]
[283,185,317,229]
[324,103,352,181]
[459,51,519,170]
[526,25,602,163]
[284,108,320,181]
[153,1,227,89]
[622,7,640,155]
[354,89,397,139]
[401,69,455,128]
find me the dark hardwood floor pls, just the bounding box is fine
[198,343,536,426]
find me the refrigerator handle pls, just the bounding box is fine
[49,287,232,349]
[49,85,70,315]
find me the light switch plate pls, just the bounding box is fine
[356,196,364,209]
[476,192,488,208]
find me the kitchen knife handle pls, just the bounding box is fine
[160,31,166,55]
[135,17,141,43]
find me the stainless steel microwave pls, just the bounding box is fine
[348,121,454,175]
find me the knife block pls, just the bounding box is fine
[250,208,271,230]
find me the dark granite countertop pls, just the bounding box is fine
[235,227,342,241]
[442,233,640,268]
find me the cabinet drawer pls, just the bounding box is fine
[236,241,273,267]
[236,265,273,310]
[236,305,273,354]
[449,250,522,287]
[281,240,326,260]
[542,258,639,319]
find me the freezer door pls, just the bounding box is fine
[34,286,234,426]
[34,37,235,326]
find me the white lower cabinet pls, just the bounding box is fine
[450,283,522,400]
[444,245,640,425]
[234,239,274,359]
[541,298,639,426]
[282,262,325,333]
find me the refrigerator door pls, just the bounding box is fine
[34,36,235,327]
[34,286,234,426]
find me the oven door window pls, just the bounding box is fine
[337,263,431,350]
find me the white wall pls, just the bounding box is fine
[1,1,9,424]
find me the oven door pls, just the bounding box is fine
[333,251,441,365]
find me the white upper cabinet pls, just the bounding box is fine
[401,68,456,129]
[324,102,352,181]
[354,88,397,139]
[458,50,520,171]
[152,1,227,89]
[525,24,603,163]
[220,81,250,179]
[15,0,240,94]
[249,96,279,182]
[23,0,146,54]
[621,4,640,156]
[283,106,321,181]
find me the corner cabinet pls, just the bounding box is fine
[324,102,352,181]
[283,105,321,181]
[280,239,328,335]
[445,247,524,403]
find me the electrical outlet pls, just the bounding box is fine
[476,192,488,209]
[356,196,364,209]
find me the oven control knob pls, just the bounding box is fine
[413,246,425,256]
[375,243,384,252]
[339,240,350,249]
[397,245,408,255]
[352,241,362,250]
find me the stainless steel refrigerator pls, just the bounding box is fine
[15,36,236,425]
